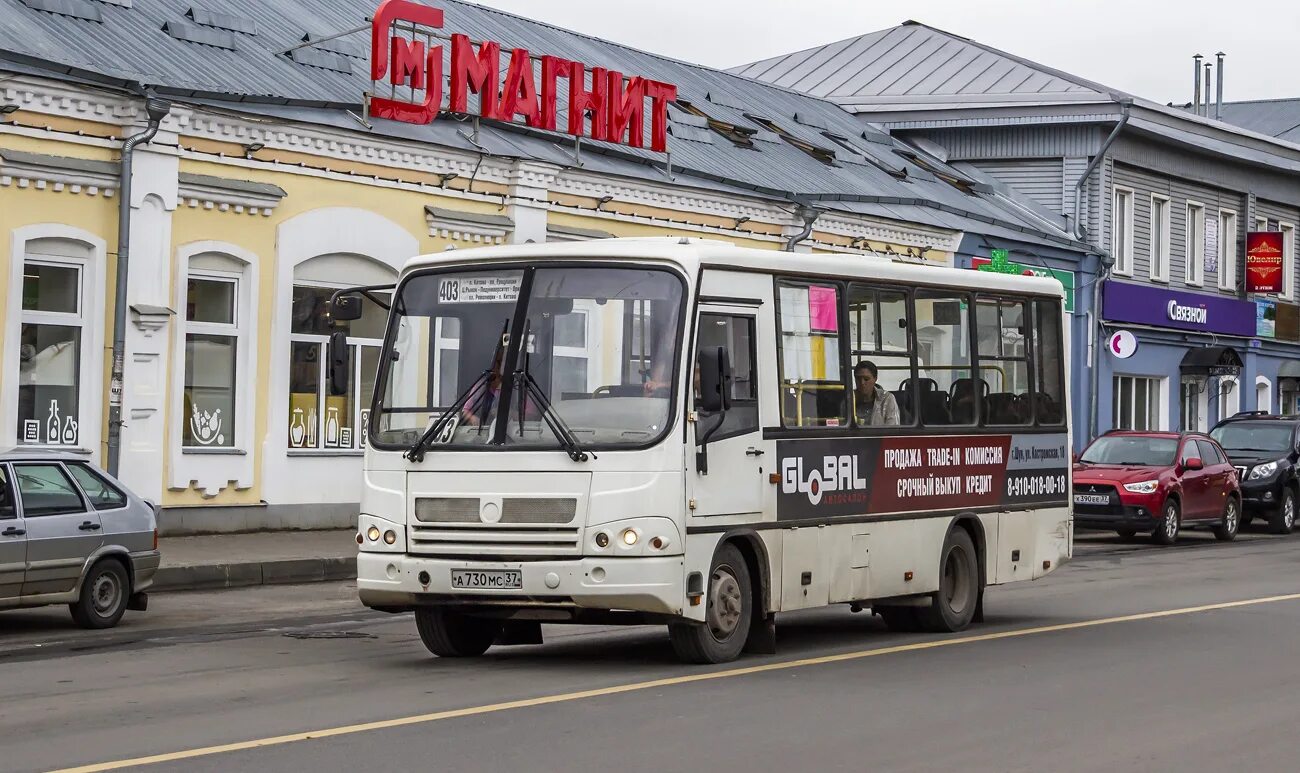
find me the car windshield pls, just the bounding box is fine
[1079,436,1178,466]
[372,264,684,451]
[1210,422,1295,454]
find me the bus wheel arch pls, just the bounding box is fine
[670,541,755,663]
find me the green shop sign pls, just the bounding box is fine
[972,249,1076,313]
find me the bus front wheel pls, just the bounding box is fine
[415,608,500,657]
[917,528,980,633]
[669,543,752,664]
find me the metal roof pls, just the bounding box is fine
[730,22,1110,107]
[732,20,1300,168]
[0,0,1091,252]
[1218,99,1300,145]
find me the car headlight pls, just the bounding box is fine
[1123,480,1160,494]
[1250,462,1280,480]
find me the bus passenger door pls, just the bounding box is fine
[690,306,768,518]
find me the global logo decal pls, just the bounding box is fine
[781,455,868,506]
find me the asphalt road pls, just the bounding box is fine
[2,529,1298,773]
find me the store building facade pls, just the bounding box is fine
[736,21,1300,443]
[0,1,1087,532]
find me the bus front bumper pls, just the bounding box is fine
[357,552,685,616]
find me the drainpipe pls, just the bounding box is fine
[1087,252,1115,443]
[1072,100,1132,242]
[1215,52,1225,121]
[106,91,172,477]
[784,206,820,251]
[1073,99,1129,443]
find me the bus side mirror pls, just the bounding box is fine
[328,331,350,396]
[698,346,731,414]
[330,293,363,322]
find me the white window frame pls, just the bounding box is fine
[1218,376,1240,421]
[1218,209,1238,292]
[1281,222,1296,301]
[1256,375,1274,413]
[1255,216,1269,232]
[16,257,86,447]
[1185,201,1206,286]
[1112,375,1166,431]
[4,227,107,455]
[1149,194,1171,282]
[1180,376,1208,432]
[169,242,260,498]
[1112,187,1135,276]
[288,282,385,454]
[182,270,241,450]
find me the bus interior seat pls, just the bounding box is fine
[985,392,1023,424]
[1021,392,1063,424]
[890,389,913,424]
[594,384,644,398]
[903,377,949,425]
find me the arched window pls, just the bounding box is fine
[170,243,259,497]
[5,227,107,452]
[287,254,395,450]
[1257,376,1274,413]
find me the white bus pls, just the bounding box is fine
[337,237,1072,663]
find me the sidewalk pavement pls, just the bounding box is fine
[154,530,358,592]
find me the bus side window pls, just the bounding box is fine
[976,297,1032,426]
[913,291,974,426]
[695,313,758,439]
[847,284,915,427]
[1032,300,1066,425]
[777,282,847,428]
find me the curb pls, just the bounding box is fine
[153,556,357,592]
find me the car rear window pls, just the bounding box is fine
[14,464,86,517]
[1080,436,1178,466]
[1210,422,1296,455]
[67,464,128,511]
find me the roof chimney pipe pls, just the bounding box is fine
[1193,54,1203,115]
[1203,62,1213,117]
[1215,52,1225,120]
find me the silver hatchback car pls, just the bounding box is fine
[0,449,160,628]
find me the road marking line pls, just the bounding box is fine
[49,592,1300,773]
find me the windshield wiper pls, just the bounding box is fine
[405,319,509,463]
[511,321,594,463]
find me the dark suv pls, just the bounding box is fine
[1210,413,1300,534]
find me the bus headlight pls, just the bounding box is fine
[594,532,610,549]
[585,518,681,557]
[359,515,404,553]
[620,528,639,546]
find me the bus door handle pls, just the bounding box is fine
[745,447,764,457]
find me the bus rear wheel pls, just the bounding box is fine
[669,544,752,664]
[414,608,500,657]
[917,528,980,633]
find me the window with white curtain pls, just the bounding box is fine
[1150,195,1170,282]
[1218,210,1238,292]
[1113,188,1135,275]
[1185,202,1205,286]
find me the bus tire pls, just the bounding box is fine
[917,528,980,633]
[414,608,500,657]
[669,543,751,664]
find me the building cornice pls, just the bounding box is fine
[0,148,117,197]
[177,171,286,216]
[425,205,513,243]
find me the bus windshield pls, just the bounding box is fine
[372,265,684,451]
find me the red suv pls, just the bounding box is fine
[1073,431,1241,544]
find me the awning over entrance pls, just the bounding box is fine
[1180,346,1243,376]
[1279,360,1300,379]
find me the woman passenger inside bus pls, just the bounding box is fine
[853,360,900,426]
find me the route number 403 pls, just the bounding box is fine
[438,279,461,302]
